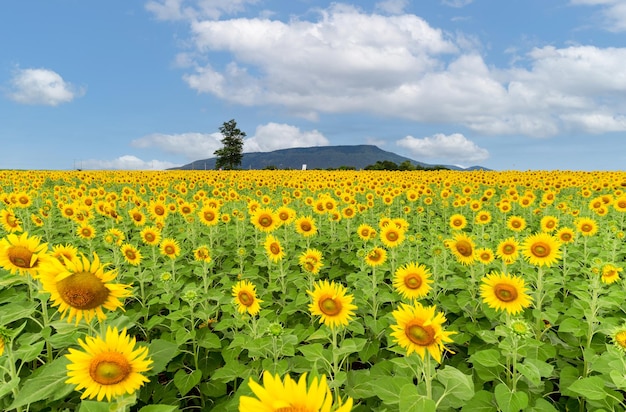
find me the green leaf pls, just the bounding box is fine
[529,398,559,412]
[0,303,36,325]
[399,384,436,412]
[610,370,626,389]
[437,365,474,407]
[516,362,541,387]
[147,339,179,375]
[558,318,586,337]
[336,338,367,357]
[197,329,221,349]
[14,340,45,362]
[174,369,202,396]
[461,390,497,412]
[298,343,330,364]
[9,356,73,410]
[469,349,502,367]
[494,383,529,412]
[567,376,608,401]
[211,361,249,383]
[139,405,180,412]
[369,376,413,405]
[78,401,110,412]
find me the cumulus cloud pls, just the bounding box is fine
[396,133,489,163]
[133,123,329,159]
[7,68,84,106]
[81,155,180,170]
[145,0,258,21]
[244,123,329,152]
[375,0,408,14]
[571,0,626,32]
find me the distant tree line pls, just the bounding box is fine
[364,160,449,171]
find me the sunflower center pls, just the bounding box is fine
[154,206,165,215]
[560,233,572,241]
[455,240,473,257]
[453,219,463,227]
[406,323,436,346]
[145,233,156,242]
[494,283,518,302]
[546,221,555,229]
[238,291,254,307]
[132,213,142,222]
[56,271,110,309]
[259,215,272,227]
[502,244,515,254]
[386,231,398,241]
[530,242,551,258]
[512,221,521,228]
[8,245,35,268]
[300,223,312,232]
[319,296,342,316]
[269,243,281,255]
[125,250,137,260]
[404,273,422,289]
[581,224,592,232]
[89,352,131,385]
[279,212,289,221]
[275,406,312,412]
[165,246,175,255]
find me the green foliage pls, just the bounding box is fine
[214,119,245,170]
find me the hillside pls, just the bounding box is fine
[172,145,487,171]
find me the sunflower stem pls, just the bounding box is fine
[534,266,544,337]
[330,327,339,385]
[371,266,378,321]
[423,354,433,401]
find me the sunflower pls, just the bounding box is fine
[0,208,22,232]
[65,326,152,401]
[193,245,211,263]
[380,225,405,248]
[147,201,169,220]
[475,210,491,225]
[393,262,433,300]
[232,280,262,316]
[446,233,476,265]
[611,325,626,353]
[40,253,132,324]
[128,208,146,227]
[614,196,626,212]
[539,216,558,233]
[264,235,285,262]
[506,216,526,232]
[356,224,375,241]
[521,233,562,267]
[308,280,357,329]
[77,223,96,240]
[299,248,324,275]
[601,264,622,284]
[556,227,575,244]
[160,238,181,259]
[476,247,495,265]
[479,272,532,315]
[103,228,125,246]
[390,302,455,363]
[294,216,317,237]
[341,205,357,219]
[0,232,51,277]
[51,243,79,266]
[240,371,353,412]
[575,217,598,237]
[251,207,279,233]
[120,244,142,266]
[198,205,220,227]
[449,214,467,230]
[139,226,161,246]
[496,237,520,265]
[276,206,296,226]
[365,246,387,267]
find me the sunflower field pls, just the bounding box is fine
[1,169,626,411]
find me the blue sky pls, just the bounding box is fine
[2,0,626,171]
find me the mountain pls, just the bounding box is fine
[171,145,488,171]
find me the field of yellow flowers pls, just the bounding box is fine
[1,169,626,411]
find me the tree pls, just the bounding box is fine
[214,119,246,170]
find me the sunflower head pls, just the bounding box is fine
[232,280,263,316]
[393,262,433,300]
[479,271,533,315]
[307,280,357,329]
[446,233,476,265]
[0,232,51,277]
[521,233,562,267]
[365,246,387,267]
[299,248,323,275]
[601,264,622,284]
[264,235,285,262]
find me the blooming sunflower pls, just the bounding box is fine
[264,235,285,262]
[65,326,152,401]
[446,233,476,265]
[476,247,495,265]
[479,272,532,315]
[295,216,317,237]
[506,216,526,232]
[475,210,491,225]
[76,223,96,240]
[193,245,211,263]
[556,227,575,244]
[276,206,296,226]
[393,262,433,300]
[496,237,520,265]
[0,208,22,232]
[380,225,405,248]
[365,246,387,267]
[390,302,455,363]
[198,205,220,227]
[232,280,263,316]
[251,207,279,233]
[575,217,598,237]
[0,232,51,277]
[139,226,161,246]
[40,253,132,324]
[239,371,353,412]
[611,325,626,352]
[601,264,622,284]
[299,248,324,275]
[356,224,375,241]
[160,238,180,259]
[308,280,357,329]
[449,214,467,230]
[540,216,559,233]
[521,233,562,267]
[103,228,125,246]
[120,244,142,266]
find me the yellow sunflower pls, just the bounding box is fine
[393,262,433,300]
[0,232,51,277]
[251,207,279,233]
[295,216,317,237]
[76,223,96,240]
[127,207,146,227]
[232,280,263,316]
[506,216,526,232]
[160,238,181,259]
[446,233,476,265]
[380,225,405,248]
[556,227,575,244]
[51,243,79,267]
[356,224,375,241]
[521,233,562,267]
[65,326,152,401]
[476,247,495,265]
[365,246,387,267]
[239,371,353,412]
[390,302,455,363]
[308,280,357,329]
[120,244,142,266]
[449,213,467,230]
[299,248,324,275]
[540,216,559,233]
[40,253,132,324]
[0,208,22,232]
[198,205,220,227]
[475,210,491,225]
[103,228,125,246]
[575,217,598,237]
[479,272,532,315]
[601,264,622,284]
[611,325,626,353]
[276,206,296,226]
[496,237,520,265]
[139,226,161,246]
[264,235,285,262]
[193,245,211,263]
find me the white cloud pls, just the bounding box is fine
[571,0,626,32]
[375,0,408,14]
[244,123,329,152]
[132,132,223,159]
[7,68,84,106]
[396,133,489,162]
[81,155,180,170]
[145,0,259,21]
